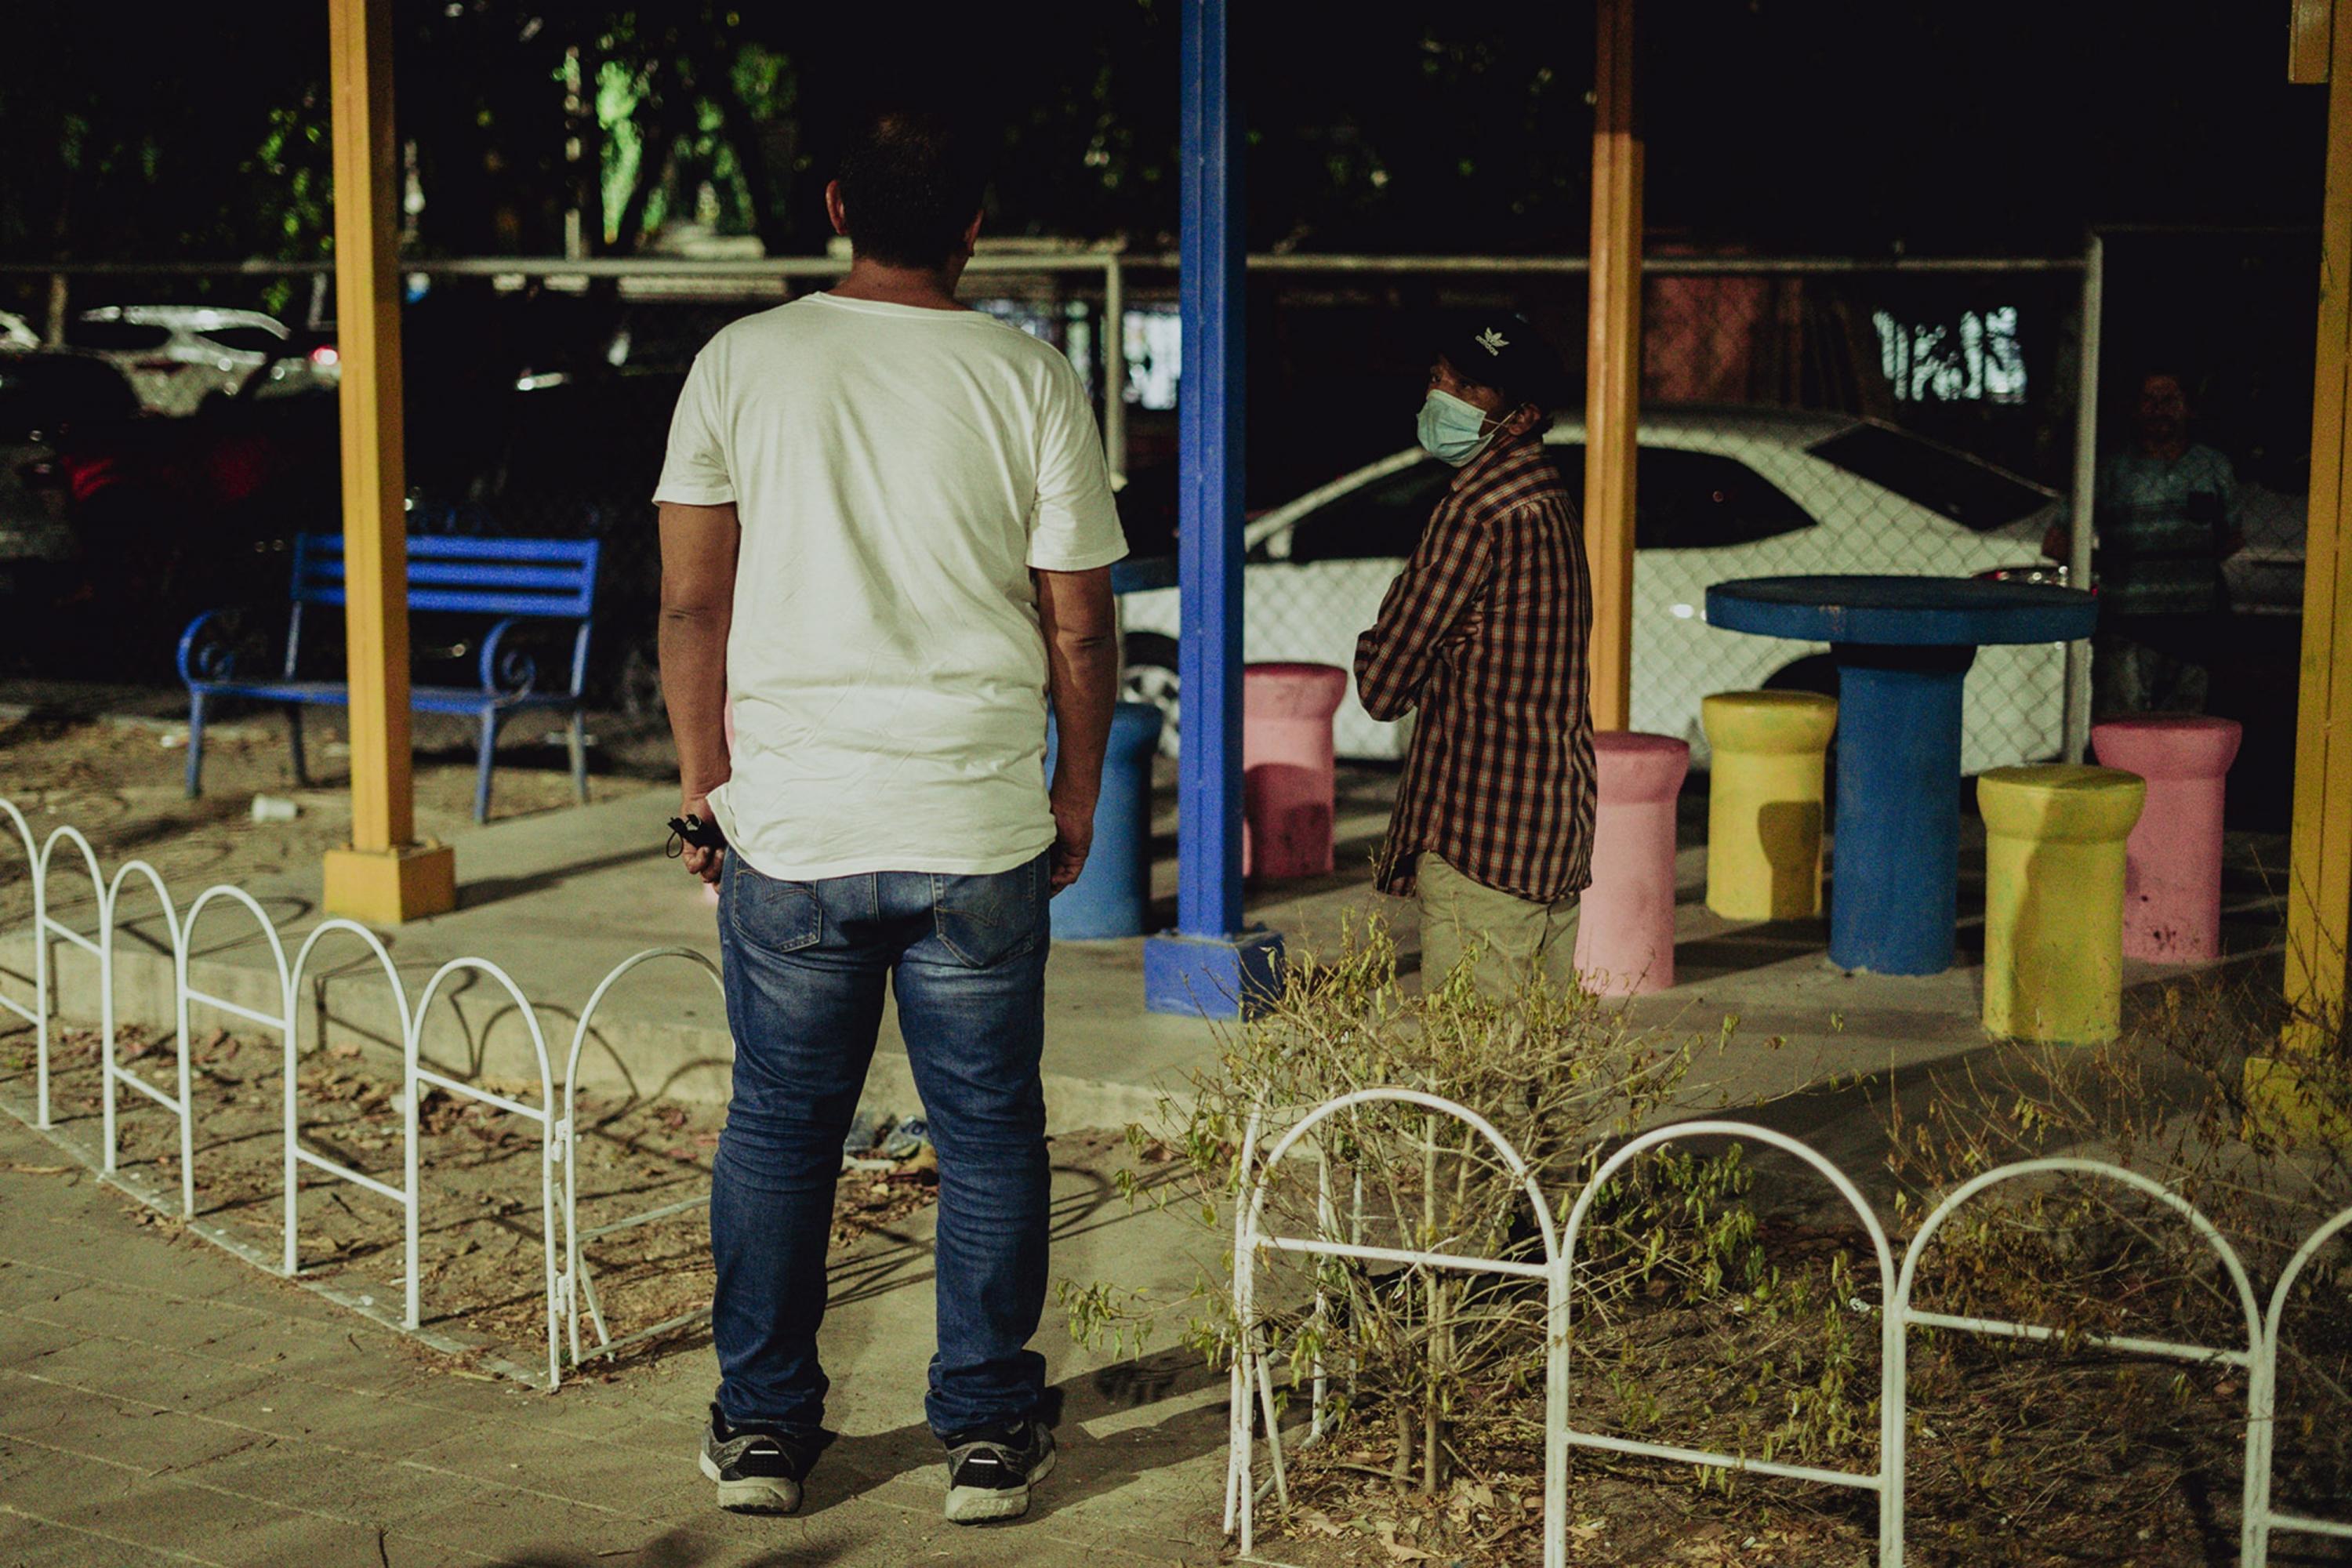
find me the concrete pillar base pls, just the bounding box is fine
[1144,928,1285,1019]
[324,841,456,925]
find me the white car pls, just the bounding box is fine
[1119,407,2067,773]
[69,306,293,416]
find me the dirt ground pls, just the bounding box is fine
[0,705,670,925]
[5,1017,956,1380]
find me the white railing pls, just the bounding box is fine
[0,800,735,1392]
[1229,1092,2352,1568]
[8,804,2345,1554]
[559,946,730,1370]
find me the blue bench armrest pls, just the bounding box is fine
[178,608,251,688]
[477,614,593,702]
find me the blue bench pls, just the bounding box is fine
[177,532,601,823]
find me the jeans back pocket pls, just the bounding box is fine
[930,856,1046,969]
[727,861,826,955]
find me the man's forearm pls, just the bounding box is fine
[1046,632,1120,806]
[659,604,732,801]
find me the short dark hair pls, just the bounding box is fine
[835,105,989,270]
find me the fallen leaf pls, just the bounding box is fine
[1370,1519,1439,1562]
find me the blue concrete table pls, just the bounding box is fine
[1704,575,2100,975]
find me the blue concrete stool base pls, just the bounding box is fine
[1830,643,1971,975]
[1047,702,1165,941]
[1145,929,1286,1018]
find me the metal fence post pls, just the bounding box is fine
[2063,231,2105,761]
[1104,252,1127,488]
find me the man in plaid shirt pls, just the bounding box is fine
[1355,315,1596,995]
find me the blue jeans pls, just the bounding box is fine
[710,850,1053,1440]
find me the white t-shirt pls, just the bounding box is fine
[653,292,1126,882]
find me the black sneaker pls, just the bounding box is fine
[699,1403,830,1514]
[941,1419,1056,1523]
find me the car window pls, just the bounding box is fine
[198,325,288,355]
[1283,460,1455,564]
[1806,422,2050,532]
[1282,442,1817,564]
[66,319,174,354]
[1552,443,1817,550]
[1636,446,1818,550]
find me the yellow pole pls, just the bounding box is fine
[1582,0,1642,733]
[321,0,455,923]
[2282,0,2352,1055]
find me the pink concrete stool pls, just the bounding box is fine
[1243,662,1349,880]
[2089,715,2241,962]
[1574,732,1691,996]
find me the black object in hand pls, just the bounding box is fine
[666,813,728,857]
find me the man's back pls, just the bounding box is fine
[655,292,1123,882]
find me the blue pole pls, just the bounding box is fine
[1176,0,1243,940]
[1143,0,1282,1016]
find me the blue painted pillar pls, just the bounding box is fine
[1143,0,1283,1017]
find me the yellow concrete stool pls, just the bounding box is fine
[1702,691,1838,920]
[1977,765,2147,1044]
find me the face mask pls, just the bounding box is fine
[1417,388,1499,466]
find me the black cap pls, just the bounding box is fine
[1433,311,1570,411]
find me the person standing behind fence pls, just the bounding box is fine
[652,100,1125,1524]
[1355,314,1596,997]
[2070,369,2244,716]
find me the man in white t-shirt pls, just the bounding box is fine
[654,102,1124,1526]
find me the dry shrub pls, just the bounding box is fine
[1065,924,2352,1566]
[1065,918,1855,1556]
[1882,975,2352,1560]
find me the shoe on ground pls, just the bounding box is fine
[699,1402,829,1514]
[942,1419,1055,1523]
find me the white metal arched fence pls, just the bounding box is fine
[1228,1091,2352,1567]
[8,803,2349,1559]
[0,799,732,1392]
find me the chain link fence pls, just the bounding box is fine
[1117,256,2093,771]
[1,250,2141,779]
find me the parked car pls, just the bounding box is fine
[0,347,349,677]
[67,306,298,416]
[0,350,143,571]
[1117,407,2068,773]
[239,325,343,402]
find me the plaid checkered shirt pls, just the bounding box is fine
[1354,435,1597,903]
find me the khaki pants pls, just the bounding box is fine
[1417,853,1581,998]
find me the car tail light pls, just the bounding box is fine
[310,345,339,366]
[1976,564,2076,590]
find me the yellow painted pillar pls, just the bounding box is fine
[1978,766,2145,1047]
[321,0,455,923]
[2278,0,2352,1059]
[1581,0,1642,732]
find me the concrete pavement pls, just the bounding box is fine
[0,1111,1234,1568]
